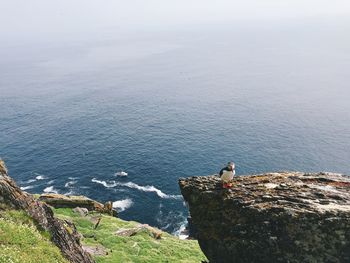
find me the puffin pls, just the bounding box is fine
[219,162,235,188]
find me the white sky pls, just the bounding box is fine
[1,0,350,40]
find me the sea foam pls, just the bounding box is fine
[112,198,134,212]
[43,186,59,194]
[22,179,36,184]
[20,185,34,190]
[91,178,117,188]
[91,178,182,200]
[116,181,182,200]
[65,180,77,188]
[174,222,188,240]
[35,174,47,180]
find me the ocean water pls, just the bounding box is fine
[1,23,350,233]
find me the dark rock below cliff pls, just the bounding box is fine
[0,160,94,263]
[179,172,350,263]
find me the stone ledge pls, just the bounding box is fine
[179,172,350,263]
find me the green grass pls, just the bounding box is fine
[0,209,68,263]
[53,208,207,263]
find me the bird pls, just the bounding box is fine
[219,162,235,188]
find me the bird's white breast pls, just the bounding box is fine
[221,170,234,182]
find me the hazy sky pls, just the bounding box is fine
[1,0,350,41]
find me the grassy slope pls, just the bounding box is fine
[53,208,207,263]
[0,207,68,263]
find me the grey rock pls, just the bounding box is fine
[179,172,350,263]
[73,207,89,217]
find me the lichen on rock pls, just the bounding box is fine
[179,172,350,263]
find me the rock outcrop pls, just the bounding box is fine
[179,172,350,263]
[38,193,117,216]
[115,224,163,239]
[0,160,94,263]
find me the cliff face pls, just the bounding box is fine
[179,172,350,263]
[0,160,94,263]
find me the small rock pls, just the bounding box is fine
[115,224,162,239]
[82,244,108,256]
[73,207,89,217]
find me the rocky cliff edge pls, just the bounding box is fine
[179,172,350,263]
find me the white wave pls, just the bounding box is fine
[20,185,34,190]
[65,180,77,188]
[173,222,188,239]
[91,178,117,188]
[22,179,36,184]
[116,182,182,200]
[43,186,59,194]
[64,190,75,196]
[156,209,188,238]
[35,174,47,180]
[68,177,78,180]
[47,180,55,184]
[112,198,134,212]
[91,178,182,199]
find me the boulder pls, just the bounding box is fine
[103,201,117,217]
[82,244,108,256]
[179,172,350,263]
[73,207,89,217]
[115,224,162,239]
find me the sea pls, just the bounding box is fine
[1,20,350,234]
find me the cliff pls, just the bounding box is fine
[0,160,94,263]
[179,172,350,263]
[0,160,206,262]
